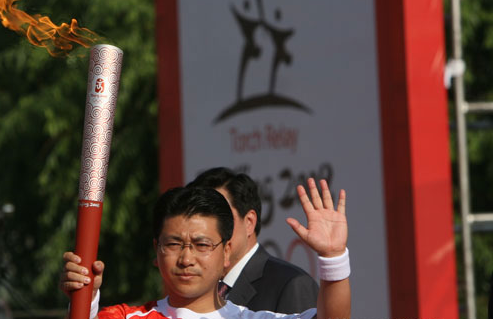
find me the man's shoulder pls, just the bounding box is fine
[266,254,309,274]
[260,247,312,278]
[224,301,316,319]
[250,245,317,286]
[243,246,319,313]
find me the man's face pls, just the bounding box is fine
[216,187,249,269]
[155,214,231,308]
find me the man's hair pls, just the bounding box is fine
[152,187,234,242]
[186,167,262,235]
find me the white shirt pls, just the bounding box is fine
[222,243,259,288]
[160,298,317,319]
[98,296,317,319]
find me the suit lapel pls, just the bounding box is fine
[227,245,270,306]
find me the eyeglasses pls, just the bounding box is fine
[158,239,224,256]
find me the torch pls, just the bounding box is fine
[70,44,123,319]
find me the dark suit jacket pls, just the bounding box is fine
[227,244,319,313]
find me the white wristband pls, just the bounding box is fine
[318,248,350,281]
[90,289,100,319]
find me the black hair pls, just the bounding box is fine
[152,187,234,242]
[186,167,262,235]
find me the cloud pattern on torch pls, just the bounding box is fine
[78,45,123,202]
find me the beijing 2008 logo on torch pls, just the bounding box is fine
[95,78,105,93]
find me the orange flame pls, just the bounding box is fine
[0,0,100,57]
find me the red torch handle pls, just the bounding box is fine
[70,200,103,319]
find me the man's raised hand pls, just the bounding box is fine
[286,178,347,258]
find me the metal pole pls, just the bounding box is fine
[451,1,476,319]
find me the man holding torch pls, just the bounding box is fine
[60,178,351,319]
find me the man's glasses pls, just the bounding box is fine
[158,239,224,257]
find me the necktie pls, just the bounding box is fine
[218,281,230,299]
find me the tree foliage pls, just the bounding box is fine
[0,0,161,315]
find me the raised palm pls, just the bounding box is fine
[286,178,347,258]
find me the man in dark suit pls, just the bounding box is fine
[187,167,319,313]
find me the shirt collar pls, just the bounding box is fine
[159,297,237,319]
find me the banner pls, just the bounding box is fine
[174,1,389,317]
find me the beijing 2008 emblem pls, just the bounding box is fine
[95,78,105,93]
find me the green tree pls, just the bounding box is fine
[0,0,161,315]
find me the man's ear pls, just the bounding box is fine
[244,210,257,237]
[223,240,232,269]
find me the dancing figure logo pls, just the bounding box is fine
[214,0,312,124]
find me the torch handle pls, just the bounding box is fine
[70,200,103,319]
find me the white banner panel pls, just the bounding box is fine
[178,1,388,317]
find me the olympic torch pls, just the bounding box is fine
[70,44,123,319]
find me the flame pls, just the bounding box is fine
[0,0,100,57]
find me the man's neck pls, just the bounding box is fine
[227,235,258,271]
[222,242,259,288]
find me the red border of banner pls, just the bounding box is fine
[155,0,184,192]
[375,1,458,318]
